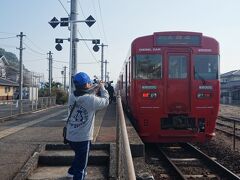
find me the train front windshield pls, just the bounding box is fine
[194,55,219,80]
[135,54,162,79]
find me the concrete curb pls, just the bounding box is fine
[109,143,117,180]
[45,142,110,151]
[13,144,45,180]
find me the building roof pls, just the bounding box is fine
[0,55,9,65]
[0,77,18,87]
[221,70,240,78]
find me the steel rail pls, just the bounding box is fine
[157,143,240,179]
[217,116,240,150]
[216,126,240,139]
[217,121,240,130]
[183,143,240,180]
[218,115,240,123]
[116,92,136,180]
[156,144,187,180]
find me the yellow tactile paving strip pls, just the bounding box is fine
[0,109,66,139]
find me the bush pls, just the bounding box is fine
[54,89,68,105]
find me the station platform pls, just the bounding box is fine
[1,102,145,179]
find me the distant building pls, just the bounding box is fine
[0,55,39,100]
[220,70,240,104]
[0,77,18,100]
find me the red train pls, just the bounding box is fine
[118,31,220,143]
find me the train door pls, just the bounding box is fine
[166,53,190,114]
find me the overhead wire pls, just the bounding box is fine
[23,42,46,56]
[52,60,68,63]
[77,0,100,64]
[56,0,99,65]
[90,0,103,40]
[25,37,47,53]
[78,30,100,64]
[77,0,94,39]
[0,36,17,50]
[53,66,63,70]
[0,33,48,80]
[57,0,70,16]
[0,36,16,40]
[97,0,108,44]
[24,58,47,62]
[53,59,97,64]
[0,32,16,35]
[0,44,17,48]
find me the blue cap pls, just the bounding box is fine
[73,72,92,88]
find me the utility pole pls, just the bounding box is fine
[69,0,78,94]
[31,72,34,100]
[49,0,96,93]
[63,66,67,91]
[104,60,109,82]
[47,51,53,96]
[100,43,108,81]
[17,32,25,113]
[106,72,110,82]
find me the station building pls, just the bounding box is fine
[220,70,240,105]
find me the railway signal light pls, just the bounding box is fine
[55,38,64,51]
[92,39,100,52]
[55,43,62,51]
[93,44,99,52]
[55,38,63,43]
[92,39,100,44]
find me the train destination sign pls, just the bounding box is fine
[156,35,201,46]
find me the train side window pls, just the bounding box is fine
[135,54,162,79]
[168,55,187,79]
[194,55,219,80]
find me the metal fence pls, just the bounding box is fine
[0,97,56,119]
[219,116,240,151]
[116,92,136,180]
[221,97,240,105]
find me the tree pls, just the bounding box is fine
[0,48,19,69]
[39,81,68,104]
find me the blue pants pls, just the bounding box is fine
[68,140,91,180]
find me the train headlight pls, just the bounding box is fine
[142,92,158,99]
[197,92,212,99]
[150,92,157,98]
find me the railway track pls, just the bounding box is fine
[155,143,240,179]
[216,116,240,139]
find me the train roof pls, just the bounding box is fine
[132,31,218,43]
[131,31,219,48]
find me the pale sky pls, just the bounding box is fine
[1,0,240,84]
